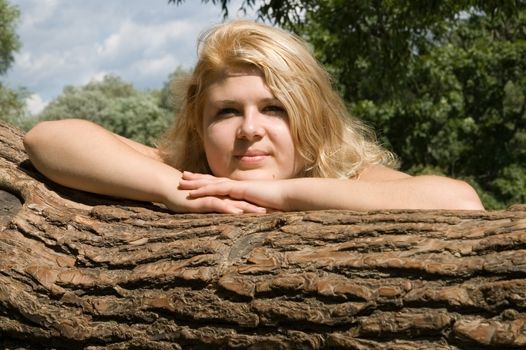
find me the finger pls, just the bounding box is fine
[229,199,267,214]
[182,171,223,181]
[178,178,221,190]
[199,197,266,214]
[187,182,239,199]
[188,196,244,214]
[186,196,266,214]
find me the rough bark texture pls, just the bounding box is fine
[1,121,526,349]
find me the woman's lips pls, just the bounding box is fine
[237,155,268,162]
[234,151,269,164]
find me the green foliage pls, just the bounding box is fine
[37,75,173,146]
[0,0,28,128]
[101,94,172,146]
[0,83,29,128]
[0,0,20,75]
[345,7,526,209]
[158,65,190,113]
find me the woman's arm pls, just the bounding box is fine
[282,173,484,211]
[179,166,485,211]
[23,119,265,214]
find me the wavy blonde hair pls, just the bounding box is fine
[158,20,398,178]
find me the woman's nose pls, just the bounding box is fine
[237,109,265,140]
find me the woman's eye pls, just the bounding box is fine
[216,108,238,117]
[264,105,286,116]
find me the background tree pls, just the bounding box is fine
[0,0,27,127]
[170,0,526,209]
[0,84,28,127]
[157,65,191,114]
[36,75,175,146]
[0,0,19,75]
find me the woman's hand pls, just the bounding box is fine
[164,185,268,214]
[178,171,287,211]
[161,172,268,214]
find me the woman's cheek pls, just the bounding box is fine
[204,126,233,177]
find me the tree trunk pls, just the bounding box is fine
[1,121,525,350]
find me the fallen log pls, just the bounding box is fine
[0,121,525,349]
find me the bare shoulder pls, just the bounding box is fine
[357,165,412,181]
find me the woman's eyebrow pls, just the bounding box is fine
[260,98,283,105]
[210,99,238,106]
[210,98,281,105]
[204,100,237,113]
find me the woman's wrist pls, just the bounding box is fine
[279,178,305,211]
[153,166,185,208]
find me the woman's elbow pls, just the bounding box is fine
[23,120,52,155]
[412,176,484,210]
[440,178,485,210]
[24,119,87,154]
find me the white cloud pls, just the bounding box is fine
[96,20,194,58]
[26,94,48,115]
[5,0,257,103]
[132,55,179,77]
[23,0,59,26]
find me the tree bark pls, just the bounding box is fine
[1,121,525,350]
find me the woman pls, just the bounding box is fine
[23,20,484,213]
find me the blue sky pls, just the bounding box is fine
[4,0,256,114]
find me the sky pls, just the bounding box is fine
[4,0,256,115]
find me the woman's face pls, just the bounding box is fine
[202,70,304,180]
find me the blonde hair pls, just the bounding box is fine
[158,20,398,178]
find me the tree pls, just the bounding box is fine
[36,75,173,146]
[0,83,28,128]
[0,0,27,127]
[169,0,526,209]
[2,120,526,349]
[0,0,20,75]
[157,65,191,113]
